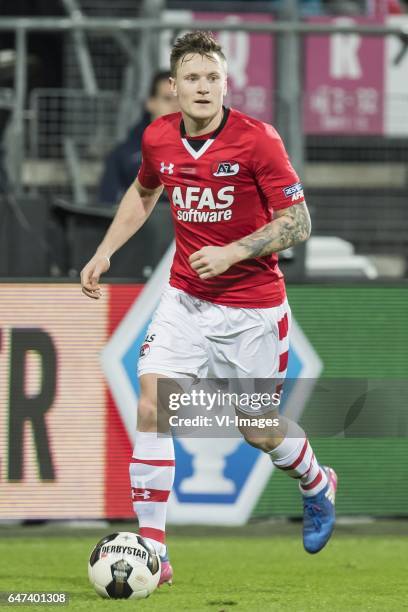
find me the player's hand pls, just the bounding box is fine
[189,245,236,279]
[80,254,110,299]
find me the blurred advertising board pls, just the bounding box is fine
[0,283,142,521]
[1,282,407,521]
[304,17,385,134]
[160,11,408,135]
[384,15,408,136]
[0,284,108,519]
[305,15,408,136]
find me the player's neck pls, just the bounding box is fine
[182,107,224,137]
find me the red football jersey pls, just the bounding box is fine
[137,108,305,308]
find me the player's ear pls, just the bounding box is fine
[223,76,228,97]
[169,77,177,97]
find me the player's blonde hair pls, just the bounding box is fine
[170,31,227,77]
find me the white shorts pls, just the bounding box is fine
[138,285,291,383]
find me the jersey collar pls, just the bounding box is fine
[180,106,230,160]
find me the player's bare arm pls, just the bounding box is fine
[233,201,311,258]
[81,179,163,299]
[189,202,311,280]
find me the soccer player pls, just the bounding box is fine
[81,31,337,586]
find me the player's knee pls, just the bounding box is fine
[137,396,158,431]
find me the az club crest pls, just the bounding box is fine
[212,161,240,177]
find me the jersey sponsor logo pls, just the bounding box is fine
[212,161,240,177]
[172,186,235,223]
[160,162,174,174]
[283,182,303,197]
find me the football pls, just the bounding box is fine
[88,532,161,599]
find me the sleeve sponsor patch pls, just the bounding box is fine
[283,182,304,201]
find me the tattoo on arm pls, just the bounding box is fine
[236,202,311,258]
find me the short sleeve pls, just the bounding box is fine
[137,128,162,190]
[252,124,305,211]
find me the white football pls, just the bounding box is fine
[88,532,161,599]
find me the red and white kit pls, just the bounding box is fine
[138,107,305,308]
[137,107,303,382]
[131,108,330,559]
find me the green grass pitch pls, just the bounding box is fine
[0,522,407,611]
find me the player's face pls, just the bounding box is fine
[170,53,227,124]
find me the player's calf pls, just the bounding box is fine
[130,375,175,561]
[237,409,285,453]
[129,431,175,558]
[242,415,337,553]
[137,396,159,432]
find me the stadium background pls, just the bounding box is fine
[0,3,407,607]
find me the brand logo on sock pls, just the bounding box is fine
[132,489,151,500]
